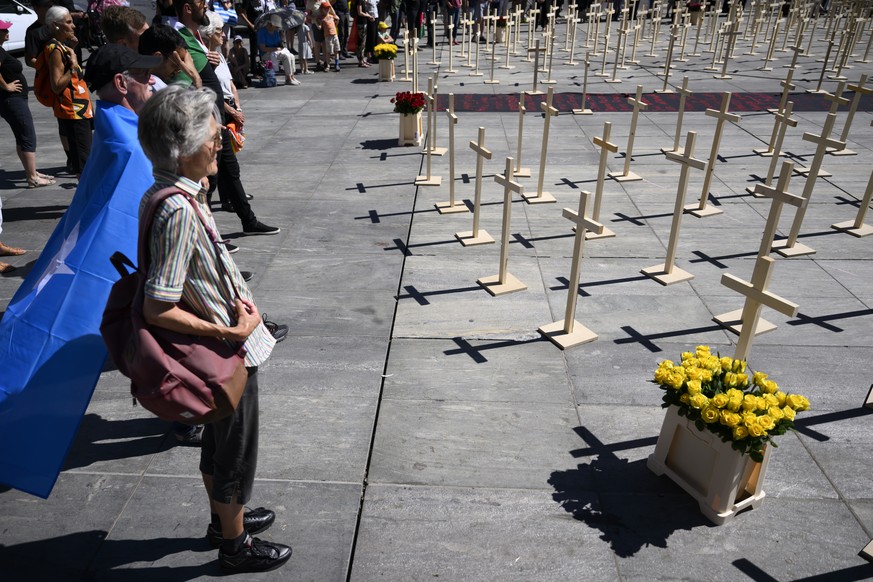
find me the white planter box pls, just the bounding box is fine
[379,59,395,82]
[647,407,771,525]
[398,112,423,147]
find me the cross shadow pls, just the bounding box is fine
[548,425,709,558]
[786,308,873,332]
[614,324,726,352]
[443,336,546,363]
[397,284,483,306]
[359,138,404,150]
[60,413,175,471]
[791,408,873,442]
[0,530,213,581]
[1,205,69,222]
[733,557,873,582]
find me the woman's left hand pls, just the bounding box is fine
[207,50,221,66]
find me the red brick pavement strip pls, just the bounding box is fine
[435,91,873,113]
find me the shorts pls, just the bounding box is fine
[0,96,37,153]
[326,35,340,55]
[199,367,259,505]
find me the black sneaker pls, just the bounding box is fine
[173,424,203,445]
[206,507,276,548]
[219,537,292,573]
[243,221,280,235]
[262,313,288,342]
[241,271,254,282]
[226,243,239,254]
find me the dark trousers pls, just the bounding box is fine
[200,367,259,505]
[217,128,256,228]
[57,117,92,175]
[337,12,350,53]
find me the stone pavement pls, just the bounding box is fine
[1,12,873,581]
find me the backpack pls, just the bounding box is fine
[32,46,61,108]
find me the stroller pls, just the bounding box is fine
[80,0,112,51]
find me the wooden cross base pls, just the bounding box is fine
[538,319,598,349]
[713,308,777,336]
[584,226,616,240]
[713,74,732,79]
[864,385,873,411]
[609,171,643,182]
[522,191,557,204]
[683,203,723,217]
[455,229,495,246]
[572,108,593,115]
[435,201,469,214]
[771,239,815,257]
[752,146,775,157]
[525,89,545,95]
[425,146,448,156]
[477,272,527,296]
[795,167,832,178]
[513,167,532,178]
[831,220,873,238]
[828,148,857,157]
[415,175,442,186]
[641,263,694,286]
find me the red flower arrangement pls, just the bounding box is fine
[391,91,426,115]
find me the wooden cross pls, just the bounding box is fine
[587,121,618,240]
[572,53,593,115]
[832,121,873,237]
[756,82,798,157]
[609,85,647,182]
[831,74,871,156]
[514,92,531,177]
[714,254,800,362]
[424,73,447,156]
[663,76,692,153]
[714,20,741,79]
[773,112,845,257]
[436,94,467,214]
[527,40,546,95]
[642,131,706,286]
[456,127,495,246]
[477,158,527,296]
[523,87,559,204]
[749,101,799,196]
[687,92,740,217]
[750,160,806,256]
[538,191,603,349]
[824,80,850,114]
[415,76,441,186]
[446,23,457,73]
[655,24,680,92]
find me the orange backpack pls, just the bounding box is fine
[32,44,66,108]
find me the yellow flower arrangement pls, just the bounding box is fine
[653,345,810,462]
[374,43,398,60]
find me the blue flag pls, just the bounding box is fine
[0,102,152,498]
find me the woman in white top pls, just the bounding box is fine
[201,11,245,131]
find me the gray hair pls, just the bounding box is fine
[199,11,225,39]
[45,6,70,28]
[138,85,219,173]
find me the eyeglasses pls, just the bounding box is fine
[211,126,225,149]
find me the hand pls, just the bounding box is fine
[233,108,245,124]
[6,80,23,93]
[207,50,221,66]
[227,298,261,341]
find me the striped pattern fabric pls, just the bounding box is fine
[140,171,275,367]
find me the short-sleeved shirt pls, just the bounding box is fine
[44,41,93,120]
[256,26,283,52]
[24,21,52,65]
[320,13,337,36]
[140,171,276,367]
[0,47,28,101]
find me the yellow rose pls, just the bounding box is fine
[752,371,768,386]
[686,379,702,396]
[695,345,711,357]
[786,394,809,411]
[712,393,729,409]
[758,415,775,431]
[685,367,703,381]
[762,379,778,394]
[720,356,734,371]
[668,371,685,390]
[720,410,741,427]
[724,372,738,388]
[733,426,749,440]
[681,351,694,362]
[769,406,784,421]
[775,391,787,406]
[701,369,713,382]
[689,393,709,410]
[763,393,778,407]
[748,423,765,438]
[735,373,749,387]
[755,396,768,411]
[742,394,758,411]
[701,406,720,423]
[732,359,746,373]
[679,393,690,404]
[782,406,795,421]
[727,395,742,413]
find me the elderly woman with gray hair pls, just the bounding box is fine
[43,5,93,177]
[200,11,245,129]
[137,85,291,574]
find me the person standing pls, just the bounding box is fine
[137,85,291,573]
[0,19,55,188]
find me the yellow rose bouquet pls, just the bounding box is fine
[374,43,398,60]
[652,345,810,462]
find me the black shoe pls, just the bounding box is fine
[173,424,203,445]
[207,507,276,548]
[221,202,236,213]
[262,313,288,342]
[219,536,292,573]
[241,270,254,282]
[226,243,239,254]
[242,221,280,235]
[246,193,253,200]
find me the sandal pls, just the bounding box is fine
[27,176,56,189]
[0,262,15,274]
[0,242,26,257]
[37,172,55,181]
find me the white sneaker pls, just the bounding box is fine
[286,77,301,86]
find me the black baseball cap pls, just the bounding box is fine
[84,44,162,91]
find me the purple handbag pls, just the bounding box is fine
[100,188,248,425]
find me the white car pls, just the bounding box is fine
[0,0,38,54]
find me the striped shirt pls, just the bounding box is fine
[140,170,275,367]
